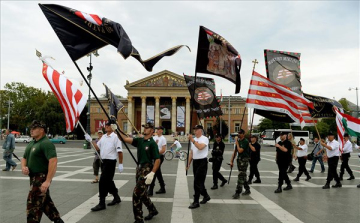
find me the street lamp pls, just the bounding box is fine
[349,87,359,118]
[85,50,99,149]
[7,98,12,129]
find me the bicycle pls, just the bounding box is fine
[164,148,187,161]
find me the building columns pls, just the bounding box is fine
[155,96,160,127]
[141,96,146,132]
[171,96,177,134]
[185,96,191,134]
[127,96,133,134]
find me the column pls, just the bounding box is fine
[155,96,160,127]
[127,96,133,134]
[171,96,177,135]
[141,96,146,132]
[185,96,191,134]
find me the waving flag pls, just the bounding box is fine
[334,107,346,153]
[334,107,360,138]
[39,4,190,71]
[303,93,344,118]
[246,71,313,127]
[195,26,241,94]
[104,83,124,121]
[42,62,87,132]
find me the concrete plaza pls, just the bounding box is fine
[1,141,359,223]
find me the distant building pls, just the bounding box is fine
[89,70,247,138]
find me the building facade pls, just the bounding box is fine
[89,70,247,138]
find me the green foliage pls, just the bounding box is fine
[338,98,351,115]
[258,118,290,132]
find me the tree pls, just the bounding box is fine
[338,98,351,115]
[258,118,290,133]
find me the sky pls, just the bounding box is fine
[1,1,359,125]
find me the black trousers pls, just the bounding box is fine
[193,158,209,202]
[277,160,291,186]
[326,156,340,184]
[249,159,260,181]
[99,159,118,202]
[150,155,165,189]
[212,158,226,185]
[297,157,309,178]
[340,153,353,176]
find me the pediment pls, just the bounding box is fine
[125,70,187,88]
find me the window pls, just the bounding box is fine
[123,122,128,133]
[97,108,101,113]
[235,123,240,132]
[234,108,240,114]
[124,107,128,114]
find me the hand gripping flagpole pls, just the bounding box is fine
[76,121,103,163]
[72,61,138,165]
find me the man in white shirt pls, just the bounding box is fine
[293,138,311,182]
[170,139,182,158]
[85,121,123,211]
[339,133,354,181]
[320,132,341,189]
[186,125,211,209]
[148,126,167,196]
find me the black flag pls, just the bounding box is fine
[195,26,241,94]
[264,49,302,95]
[39,4,190,71]
[184,74,223,119]
[104,84,124,121]
[303,93,343,118]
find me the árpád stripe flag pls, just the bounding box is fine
[246,71,313,127]
[42,62,87,132]
[334,107,345,153]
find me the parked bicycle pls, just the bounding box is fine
[164,148,187,161]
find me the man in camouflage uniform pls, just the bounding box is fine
[115,122,160,223]
[230,129,251,199]
[21,120,64,223]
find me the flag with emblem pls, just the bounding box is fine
[303,93,344,118]
[246,71,313,127]
[39,4,190,71]
[184,74,222,119]
[195,26,242,94]
[104,84,124,121]
[264,49,302,95]
[41,62,87,132]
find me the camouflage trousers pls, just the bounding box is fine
[236,158,250,193]
[133,164,157,221]
[27,173,60,223]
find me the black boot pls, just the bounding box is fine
[332,182,342,188]
[211,184,218,190]
[293,177,299,182]
[200,195,211,204]
[242,190,251,195]
[54,218,64,223]
[305,175,311,181]
[347,174,355,180]
[247,180,252,185]
[339,172,343,181]
[155,186,166,194]
[108,193,121,206]
[253,178,261,183]
[91,202,106,211]
[189,196,200,209]
[144,210,159,220]
[274,186,282,193]
[322,183,330,189]
[232,189,241,199]
[220,180,227,187]
[283,184,293,191]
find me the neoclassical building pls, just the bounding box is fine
[89,70,247,138]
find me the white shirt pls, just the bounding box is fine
[173,140,182,148]
[297,144,308,157]
[191,135,209,159]
[97,132,122,160]
[342,140,353,154]
[153,135,167,153]
[326,139,340,158]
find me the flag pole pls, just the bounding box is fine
[72,61,138,165]
[77,121,103,163]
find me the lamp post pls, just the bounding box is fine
[349,87,359,118]
[85,50,99,149]
[7,98,11,129]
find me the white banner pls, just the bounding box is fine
[146,105,154,123]
[160,105,171,119]
[177,106,185,127]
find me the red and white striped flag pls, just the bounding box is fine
[334,107,346,153]
[246,71,314,127]
[42,62,87,132]
[74,10,103,26]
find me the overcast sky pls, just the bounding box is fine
[1,1,359,125]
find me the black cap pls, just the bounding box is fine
[155,126,164,130]
[328,132,335,136]
[193,125,203,130]
[300,138,305,141]
[30,120,47,133]
[238,129,245,134]
[279,132,287,136]
[215,134,222,138]
[142,122,154,129]
[344,133,349,137]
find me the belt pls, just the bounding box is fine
[193,158,207,161]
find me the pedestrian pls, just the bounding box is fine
[320,132,342,189]
[114,122,160,223]
[21,120,64,223]
[287,133,296,173]
[85,121,123,211]
[293,138,311,182]
[186,125,211,209]
[309,137,325,173]
[274,132,293,193]
[91,129,103,184]
[2,129,17,171]
[230,129,251,198]
[339,133,355,181]
[210,134,227,190]
[248,135,261,184]
[148,126,167,196]
[169,138,182,158]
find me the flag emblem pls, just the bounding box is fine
[195,87,213,105]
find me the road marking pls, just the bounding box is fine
[171,159,193,223]
[57,156,94,164]
[250,188,304,223]
[54,167,93,179]
[62,180,128,223]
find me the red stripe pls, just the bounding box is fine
[90,14,102,25]
[248,89,299,110]
[65,79,78,120]
[74,90,83,104]
[75,11,86,20]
